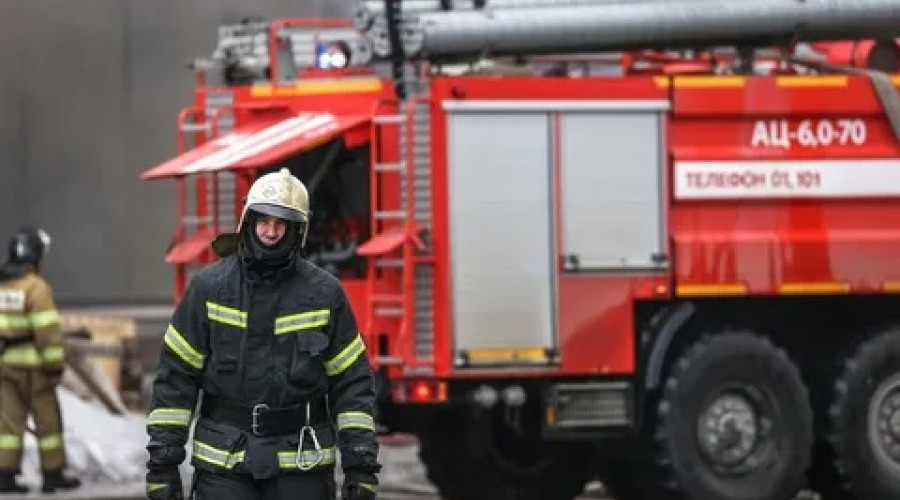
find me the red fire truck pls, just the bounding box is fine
[141,3,900,499]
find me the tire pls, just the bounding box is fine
[651,331,813,500]
[819,327,900,499]
[417,408,593,500]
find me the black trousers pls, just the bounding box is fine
[194,468,335,500]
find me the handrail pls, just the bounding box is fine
[364,96,395,370]
[176,107,206,154]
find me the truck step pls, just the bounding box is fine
[375,210,406,220]
[375,307,404,317]
[371,294,405,303]
[373,162,405,172]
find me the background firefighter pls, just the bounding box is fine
[0,227,81,494]
[145,168,381,500]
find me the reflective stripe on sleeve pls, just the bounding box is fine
[29,309,59,328]
[41,345,64,364]
[0,313,30,329]
[0,345,40,365]
[361,483,377,493]
[324,333,366,376]
[274,309,330,335]
[163,324,205,370]
[206,302,247,328]
[337,411,375,432]
[147,483,167,493]
[149,408,193,426]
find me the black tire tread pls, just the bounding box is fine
[651,330,813,500]
[416,413,593,500]
[820,327,900,500]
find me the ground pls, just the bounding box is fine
[4,388,823,500]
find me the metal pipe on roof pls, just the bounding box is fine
[393,0,900,60]
[354,0,652,31]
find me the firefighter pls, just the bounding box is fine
[0,227,81,494]
[146,168,381,500]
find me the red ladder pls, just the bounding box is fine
[170,106,239,302]
[359,97,431,372]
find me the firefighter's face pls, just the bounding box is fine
[254,216,287,247]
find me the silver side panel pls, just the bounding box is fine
[559,112,665,270]
[447,112,555,355]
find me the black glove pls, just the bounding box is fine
[342,471,377,500]
[146,466,182,500]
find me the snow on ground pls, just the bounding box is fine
[13,389,439,497]
[11,388,612,499]
[17,388,149,491]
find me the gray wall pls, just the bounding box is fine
[0,0,350,305]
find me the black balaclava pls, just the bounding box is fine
[240,209,303,279]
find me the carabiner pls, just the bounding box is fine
[296,402,324,471]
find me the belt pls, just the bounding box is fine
[0,334,34,354]
[201,396,329,437]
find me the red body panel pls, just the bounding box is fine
[670,75,900,294]
[422,73,900,380]
[145,40,900,384]
[556,275,659,376]
[342,279,370,339]
[427,77,673,378]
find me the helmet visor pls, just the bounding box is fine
[249,203,308,223]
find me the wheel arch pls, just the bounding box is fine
[641,300,697,392]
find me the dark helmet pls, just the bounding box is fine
[7,227,52,267]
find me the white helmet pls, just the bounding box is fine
[211,168,311,257]
[238,167,310,246]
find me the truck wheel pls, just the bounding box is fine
[820,328,900,499]
[652,331,813,500]
[417,409,593,500]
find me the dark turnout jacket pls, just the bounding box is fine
[146,254,379,480]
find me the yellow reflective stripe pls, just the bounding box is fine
[0,313,30,329]
[191,440,337,471]
[0,434,22,449]
[277,447,337,469]
[29,309,59,328]
[41,345,64,363]
[0,345,40,365]
[163,324,205,370]
[361,483,377,492]
[147,483,167,493]
[325,334,366,376]
[274,309,330,335]
[38,434,62,450]
[149,408,193,426]
[192,441,245,469]
[206,301,247,328]
[337,411,375,432]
